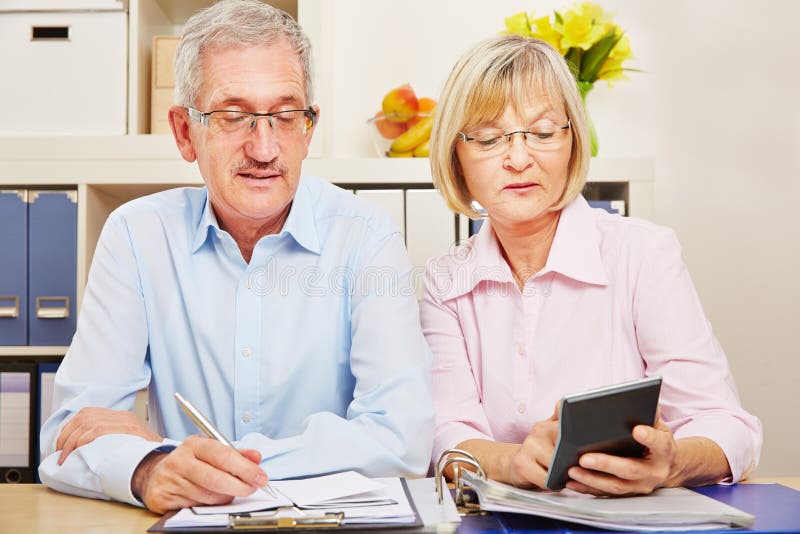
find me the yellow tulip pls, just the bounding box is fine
[559,7,607,50]
[609,34,634,63]
[503,12,531,36]
[529,15,565,54]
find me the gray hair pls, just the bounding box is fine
[174,0,314,108]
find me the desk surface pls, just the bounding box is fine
[2,478,798,534]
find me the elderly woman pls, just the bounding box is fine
[422,34,761,495]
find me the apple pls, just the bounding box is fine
[407,97,436,127]
[373,111,408,139]
[381,84,419,122]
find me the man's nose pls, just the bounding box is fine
[244,116,280,162]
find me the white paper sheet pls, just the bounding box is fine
[166,472,413,529]
[271,471,387,506]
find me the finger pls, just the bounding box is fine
[58,427,83,464]
[192,440,268,488]
[578,452,650,482]
[653,417,670,432]
[632,424,670,454]
[550,401,561,421]
[513,440,554,488]
[152,445,256,504]
[565,479,607,496]
[567,466,644,496]
[182,454,259,498]
[174,475,236,507]
[512,454,548,488]
[56,414,83,451]
[239,449,263,466]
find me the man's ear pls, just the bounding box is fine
[169,105,197,163]
[303,104,320,148]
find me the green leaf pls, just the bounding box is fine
[580,29,622,83]
[565,47,583,79]
[554,10,564,25]
[576,81,594,100]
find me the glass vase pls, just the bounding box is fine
[577,81,599,157]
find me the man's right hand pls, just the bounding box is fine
[132,435,269,514]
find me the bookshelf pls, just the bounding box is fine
[0,0,654,359]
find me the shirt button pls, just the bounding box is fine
[517,403,527,415]
[242,347,252,357]
[516,344,524,358]
[241,412,252,423]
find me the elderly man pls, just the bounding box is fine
[39,0,433,514]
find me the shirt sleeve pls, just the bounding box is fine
[419,259,494,467]
[38,213,167,506]
[235,231,435,479]
[632,227,762,482]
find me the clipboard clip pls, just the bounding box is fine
[434,448,487,515]
[229,506,344,529]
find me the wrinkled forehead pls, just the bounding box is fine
[462,70,566,131]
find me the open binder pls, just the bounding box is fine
[434,449,756,532]
[148,476,423,532]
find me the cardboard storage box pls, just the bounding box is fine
[151,35,179,134]
[0,4,127,135]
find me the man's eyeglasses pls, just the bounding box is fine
[186,107,317,137]
[457,119,571,155]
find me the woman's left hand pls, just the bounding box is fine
[565,418,680,496]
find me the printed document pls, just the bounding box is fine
[165,472,415,528]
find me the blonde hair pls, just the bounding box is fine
[430,34,590,219]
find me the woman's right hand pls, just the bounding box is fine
[502,409,560,489]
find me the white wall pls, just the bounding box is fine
[594,0,800,478]
[313,0,800,476]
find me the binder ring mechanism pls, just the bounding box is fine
[434,448,487,515]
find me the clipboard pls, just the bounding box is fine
[148,477,424,532]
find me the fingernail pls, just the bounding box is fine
[568,467,579,478]
[581,456,595,468]
[634,427,648,440]
[254,473,268,486]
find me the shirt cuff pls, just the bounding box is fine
[95,436,178,507]
[673,416,761,483]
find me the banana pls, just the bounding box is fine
[412,138,430,157]
[387,149,414,158]
[390,115,434,154]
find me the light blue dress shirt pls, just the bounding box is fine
[39,176,434,506]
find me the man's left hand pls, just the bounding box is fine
[564,418,679,496]
[56,407,163,465]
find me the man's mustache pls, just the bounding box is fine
[232,159,288,175]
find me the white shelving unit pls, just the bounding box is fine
[0,0,654,358]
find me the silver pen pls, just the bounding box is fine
[174,392,278,498]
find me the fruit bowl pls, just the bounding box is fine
[366,112,434,158]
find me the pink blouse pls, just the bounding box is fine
[421,195,762,482]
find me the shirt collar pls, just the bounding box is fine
[191,177,322,255]
[543,194,609,286]
[191,190,218,253]
[443,194,608,300]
